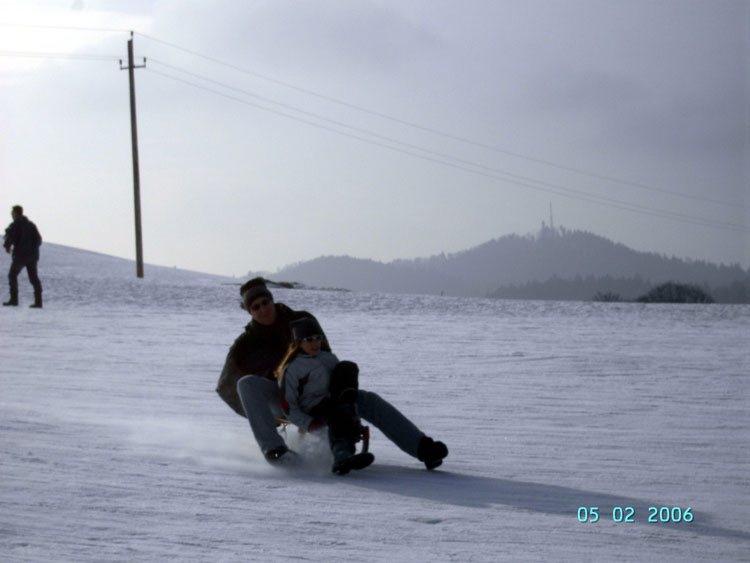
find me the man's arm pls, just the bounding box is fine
[216,347,247,418]
[3,223,14,253]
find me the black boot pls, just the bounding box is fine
[30,295,42,309]
[418,437,448,470]
[327,401,374,475]
[3,297,18,306]
[264,445,301,467]
[331,440,374,475]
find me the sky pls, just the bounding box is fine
[1,0,748,277]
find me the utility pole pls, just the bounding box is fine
[120,32,146,278]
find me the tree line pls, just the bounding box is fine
[489,276,750,304]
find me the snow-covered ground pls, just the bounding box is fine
[1,244,748,562]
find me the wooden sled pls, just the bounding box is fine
[274,417,370,454]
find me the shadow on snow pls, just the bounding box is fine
[321,464,749,542]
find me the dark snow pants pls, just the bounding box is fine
[8,259,42,302]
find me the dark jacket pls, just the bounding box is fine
[4,215,42,264]
[216,303,330,417]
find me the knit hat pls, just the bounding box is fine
[240,277,273,310]
[291,317,321,343]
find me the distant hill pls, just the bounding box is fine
[0,242,239,309]
[30,242,233,283]
[271,255,473,295]
[267,225,750,302]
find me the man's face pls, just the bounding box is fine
[248,296,276,326]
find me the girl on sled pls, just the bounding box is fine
[276,317,374,474]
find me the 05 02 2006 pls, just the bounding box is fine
[577,506,693,523]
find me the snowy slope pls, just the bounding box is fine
[1,244,748,562]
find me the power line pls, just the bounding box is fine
[149,58,553,177]
[0,21,130,34]
[145,65,748,234]
[2,23,745,231]
[2,22,741,209]
[0,50,119,61]
[135,31,740,209]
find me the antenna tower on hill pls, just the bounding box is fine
[549,202,555,232]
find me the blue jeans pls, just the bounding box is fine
[236,374,425,456]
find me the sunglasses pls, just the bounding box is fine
[301,335,322,343]
[250,298,272,312]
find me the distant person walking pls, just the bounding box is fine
[3,205,43,308]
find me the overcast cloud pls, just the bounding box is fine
[1,0,747,276]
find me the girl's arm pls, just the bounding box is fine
[282,366,315,431]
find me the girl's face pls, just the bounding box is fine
[299,335,322,357]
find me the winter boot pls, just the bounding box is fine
[3,287,18,306]
[418,437,448,470]
[331,440,374,475]
[264,445,301,467]
[30,295,42,309]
